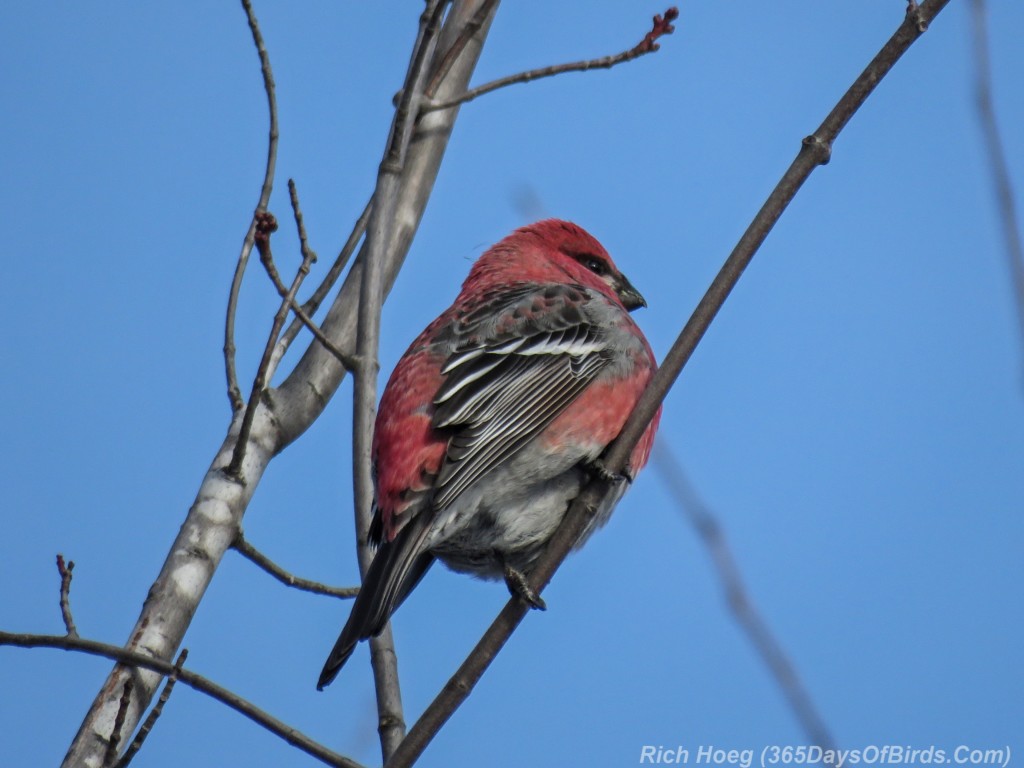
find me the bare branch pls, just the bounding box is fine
[56,554,78,638]
[970,0,1024,386]
[116,650,188,768]
[653,443,837,757]
[104,679,133,768]
[225,0,280,412]
[63,5,498,763]
[351,1,449,758]
[385,2,952,764]
[424,7,678,112]
[233,531,358,599]
[257,181,359,376]
[265,276,357,371]
[2,631,363,768]
[228,209,318,478]
[288,178,316,265]
[275,197,372,363]
[423,0,499,99]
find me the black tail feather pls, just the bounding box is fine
[317,517,434,690]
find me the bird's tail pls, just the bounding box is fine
[317,517,435,690]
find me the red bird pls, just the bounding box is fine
[318,219,660,689]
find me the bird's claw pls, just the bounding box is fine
[503,564,547,611]
[587,459,632,485]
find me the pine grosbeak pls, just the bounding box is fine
[318,219,659,689]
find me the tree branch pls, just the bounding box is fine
[104,678,133,768]
[61,4,499,765]
[970,0,1024,387]
[351,1,448,759]
[233,531,358,599]
[56,554,78,638]
[116,650,188,768]
[423,7,677,112]
[385,2,951,765]
[653,443,837,758]
[274,196,372,365]
[3,632,363,768]
[257,181,359,375]
[423,0,498,99]
[225,0,279,412]
[228,208,317,478]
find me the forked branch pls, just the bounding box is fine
[258,181,359,374]
[274,197,372,364]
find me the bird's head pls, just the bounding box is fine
[467,219,647,311]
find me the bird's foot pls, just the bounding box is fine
[587,458,633,485]
[502,563,546,611]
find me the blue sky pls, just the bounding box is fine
[2,2,1022,767]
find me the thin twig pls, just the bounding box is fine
[351,1,449,760]
[56,554,78,638]
[653,443,838,758]
[423,7,678,112]
[385,2,951,765]
[2,632,363,768]
[271,280,356,371]
[423,0,498,99]
[225,0,280,412]
[258,183,358,374]
[104,679,133,767]
[116,650,188,768]
[233,531,359,599]
[275,197,372,363]
[228,209,319,478]
[259,182,359,377]
[970,0,1024,387]
[289,179,316,266]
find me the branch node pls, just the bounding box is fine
[906,0,929,33]
[254,205,360,371]
[274,197,372,362]
[801,134,832,166]
[378,713,406,733]
[254,211,280,256]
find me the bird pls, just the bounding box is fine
[318,219,660,689]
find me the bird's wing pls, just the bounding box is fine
[431,282,613,510]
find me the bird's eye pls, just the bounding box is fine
[582,256,607,276]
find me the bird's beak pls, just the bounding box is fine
[615,274,647,311]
